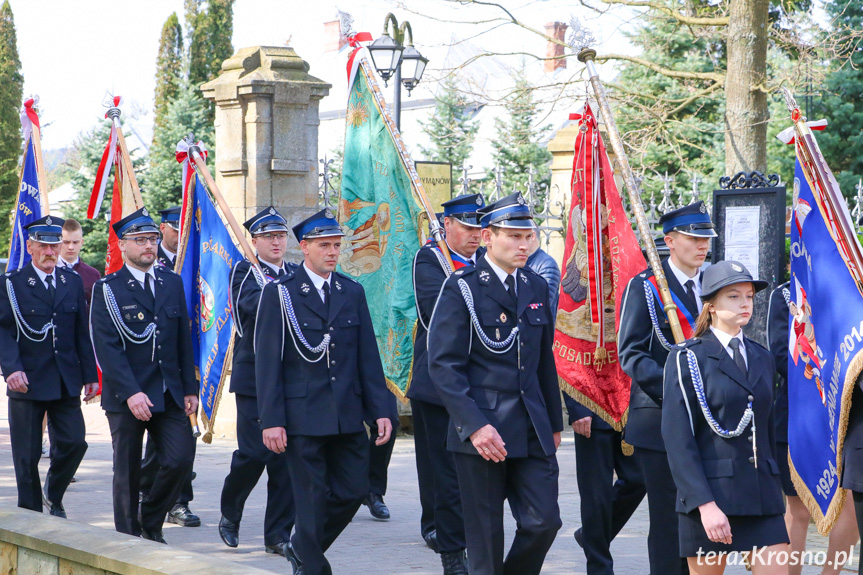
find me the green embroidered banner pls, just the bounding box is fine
[338,58,425,401]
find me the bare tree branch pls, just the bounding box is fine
[600,0,729,26]
[598,53,726,82]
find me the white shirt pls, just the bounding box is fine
[31,262,56,290]
[669,258,702,312]
[303,262,332,303]
[446,240,477,264]
[261,259,286,277]
[60,256,79,269]
[161,246,176,264]
[709,326,748,368]
[485,257,517,295]
[126,264,157,296]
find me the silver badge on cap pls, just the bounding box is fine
[269,207,276,215]
[476,196,482,206]
[45,216,52,225]
[142,208,149,217]
[325,209,334,219]
[517,195,525,205]
[731,263,743,272]
[699,203,706,213]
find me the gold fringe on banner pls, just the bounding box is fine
[558,376,629,432]
[790,349,862,534]
[200,333,235,444]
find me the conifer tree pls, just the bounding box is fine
[0,0,23,249]
[419,76,478,191]
[153,13,184,148]
[189,0,234,120]
[487,71,552,196]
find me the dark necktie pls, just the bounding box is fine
[143,274,155,307]
[729,338,748,375]
[682,279,698,312]
[278,267,286,277]
[322,282,330,314]
[505,275,516,308]
[45,275,55,300]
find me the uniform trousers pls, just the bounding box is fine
[635,447,689,575]
[220,394,294,545]
[140,429,195,504]
[287,431,369,575]
[105,393,193,536]
[368,419,398,496]
[411,399,466,552]
[9,391,86,512]
[453,430,562,575]
[574,429,645,575]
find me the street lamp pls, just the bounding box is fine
[367,13,428,130]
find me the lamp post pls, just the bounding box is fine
[366,13,428,131]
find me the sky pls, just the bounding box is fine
[13,0,637,150]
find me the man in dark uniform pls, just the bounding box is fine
[218,206,295,556]
[139,204,199,528]
[408,193,485,574]
[618,201,716,575]
[256,209,397,575]
[428,192,563,575]
[0,216,98,517]
[156,206,180,270]
[564,395,645,574]
[90,207,198,543]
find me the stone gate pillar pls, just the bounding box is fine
[201,46,331,260]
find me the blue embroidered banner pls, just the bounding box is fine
[788,158,863,532]
[7,138,43,271]
[177,176,243,438]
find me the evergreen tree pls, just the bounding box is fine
[64,121,148,272]
[144,84,214,210]
[153,13,184,148]
[814,0,863,197]
[487,71,552,196]
[189,0,234,120]
[0,0,23,249]
[419,76,478,192]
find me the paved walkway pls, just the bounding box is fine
[0,396,855,574]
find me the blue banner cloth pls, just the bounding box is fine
[788,158,863,530]
[7,138,43,271]
[178,176,244,429]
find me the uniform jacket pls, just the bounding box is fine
[64,259,100,313]
[91,265,197,413]
[767,282,790,443]
[0,264,97,401]
[662,330,784,516]
[527,247,561,317]
[229,259,282,397]
[157,245,176,271]
[406,244,484,405]
[428,255,563,458]
[618,259,700,451]
[255,264,396,436]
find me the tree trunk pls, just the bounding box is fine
[724,0,770,175]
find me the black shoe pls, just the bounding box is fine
[191,471,197,481]
[265,541,290,556]
[219,516,239,548]
[285,542,304,575]
[574,527,584,548]
[42,490,66,519]
[167,504,201,527]
[423,530,439,553]
[363,492,390,520]
[141,528,167,544]
[441,550,468,575]
[69,476,77,483]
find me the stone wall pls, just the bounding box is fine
[0,507,277,575]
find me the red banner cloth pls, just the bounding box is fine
[554,103,646,427]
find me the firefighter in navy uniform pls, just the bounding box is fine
[408,193,485,574]
[139,204,199,528]
[428,192,563,575]
[218,206,295,556]
[617,201,716,575]
[156,206,180,270]
[0,216,98,517]
[90,208,198,544]
[256,209,397,575]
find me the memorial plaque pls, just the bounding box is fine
[712,182,787,345]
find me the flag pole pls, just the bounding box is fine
[30,122,50,216]
[574,27,685,344]
[185,141,265,276]
[105,106,144,209]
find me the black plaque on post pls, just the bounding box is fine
[712,171,787,346]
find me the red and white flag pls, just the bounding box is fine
[87,96,123,219]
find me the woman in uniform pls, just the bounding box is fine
[662,261,789,574]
